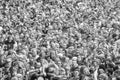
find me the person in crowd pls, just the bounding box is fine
[0,0,120,80]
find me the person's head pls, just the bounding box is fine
[31,48,37,57]
[38,77,44,80]
[61,68,66,75]
[57,61,62,67]
[98,75,105,80]
[64,57,69,62]
[16,74,23,80]
[51,41,59,49]
[35,62,41,69]
[65,66,70,71]
[48,67,55,73]
[5,58,12,68]
[68,46,74,52]
[89,66,95,73]
[36,56,42,62]
[46,56,51,62]
[112,77,116,80]
[106,59,111,64]
[77,55,82,61]
[83,67,90,75]
[50,51,56,60]
[28,52,32,58]
[72,57,77,65]
[12,71,17,76]
[30,66,35,70]
[8,36,13,41]
[98,73,108,80]
[93,60,98,67]
[74,70,79,77]
[99,69,105,74]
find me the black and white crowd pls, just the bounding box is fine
[0,0,120,80]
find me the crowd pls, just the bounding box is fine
[0,0,120,80]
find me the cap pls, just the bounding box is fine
[72,57,77,61]
[16,74,23,78]
[6,58,12,62]
[38,77,44,80]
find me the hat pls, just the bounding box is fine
[57,53,63,57]
[6,58,12,62]
[72,57,77,61]
[38,77,44,80]
[16,74,23,78]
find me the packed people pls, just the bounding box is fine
[0,0,120,80]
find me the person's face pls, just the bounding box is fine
[77,56,81,61]
[50,52,56,58]
[74,71,79,77]
[36,63,41,69]
[106,60,110,64]
[61,43,67,48]
[52,42,59,49]
[47,57,51,62]
[60,39,68,48]
[31,52,37,57]
[18,75,22,80]
[19,69,23,74]
[65,57,69,63]
[68,46,74,53]
[12,71,17,76]
[58,62,62,67]
[70,37,75,43]
[72,60,77,66]
[93,61,98,67]
[84,50,88,54]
